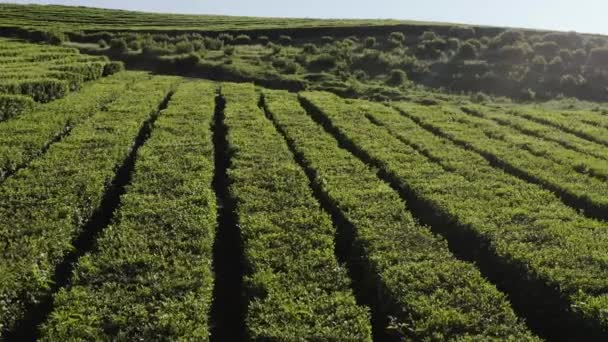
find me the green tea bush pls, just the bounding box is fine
[386,69,408,86]
[302,43,318,54]
[234,34,252,45]
[364,36,376,48]
[308,53,337,71]
[0,94,35,121]
[109,38,128,53]
[102,61,125,76]
[456,42,478,60]
[175,40,194,54]
[218,33,234,44]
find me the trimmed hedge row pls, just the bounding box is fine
[0,71,149,181]
[463,104,608,161]
[0,75,179,336]
[0,78,69,102]
[0,38,120,103]
[0,70,85,91]
[263,89,538,341]
[394,102,608,219]
[102,61,124,76]
[41,81,217,340]
[221,83,372,340]
[424,103,608,180]
[49,62,105,81]
[0,94,34,121]
[510,106,608,146]
[300,91,608,340]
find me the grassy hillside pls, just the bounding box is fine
[2,4,608,103]
[1,5,608,341]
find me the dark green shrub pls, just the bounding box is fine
[588,47,608,68]
[203,37,223,50]
[224,46,235,56]
[364,37,376,48]
[191,40,204,51]
[533,41,560,59]
[98,39,108,48]
[321,36,334,44]
[531,55,547,72]
[457,42,478,59]
[390,32,406,43]
[234,34,252,45]
[109,38,128,53]
[547,56,564,74]
[257,35,269,44]
[128,40,141,51]
[268,43,282,55]
[498,44,528,64]
[0,95,35,121]
[278,35,292,45]
[308,53,337,71]
[466,39,482,50]
[447,38,461,50]
[449,26,476,39]
[572,49,587,65]
[353,69,368,80]
[491,30,524,48]
[173,53,201,72]
[559,49,573,64]
[4,79,69,102]
[45,29,66,45]
[420,31,437,41]
[142,44,173,57]
[303,43,318,54]
[386,69,408,86]
[175,41,194,54]
[103,61,125,76]
[51,62,105,81]
[543,32,583,50]
[218,33,234,44]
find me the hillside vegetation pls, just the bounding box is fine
[2,4,608,102]
[0,4,608,342]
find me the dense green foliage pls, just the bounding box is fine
[41,81,217,340]
[0,94,34,121]
[1,3,608,341]
[0,38,116,102]
[263,89,537,340]
[0,75,178,335]
[3,4,608,101]
[221,83,372,340]
[300,91,608,339]
[0,72,148,180]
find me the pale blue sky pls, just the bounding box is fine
[7,0,608,35]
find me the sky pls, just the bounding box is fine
[7,0,608,35]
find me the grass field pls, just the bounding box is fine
[0,4,608,342]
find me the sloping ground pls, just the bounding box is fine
[1,70,608,339]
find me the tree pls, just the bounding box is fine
[448,26,476,39]
[499,44,528,64]
[547,56,564,74]
[457,42,478,60]
[364,37,376,48]
[533,41,560,59]
[109,38,128,53]
[302,43,318,54]
[589,47,608,69]
[387,69,408,86]
[531,55,547,73]
[234,34,252,45]
[491,30,524,48]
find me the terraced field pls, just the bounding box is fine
[1,35,608,342]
